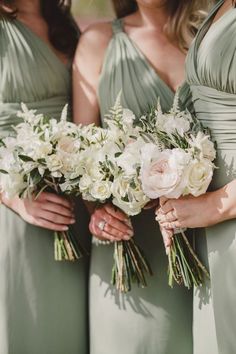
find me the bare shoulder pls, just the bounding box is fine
[74,21,113,63]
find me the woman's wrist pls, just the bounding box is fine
[210,180,236,224]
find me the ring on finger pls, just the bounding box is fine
[98,220,106,231]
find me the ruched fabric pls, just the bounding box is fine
[186,1,236,353]
[0,16,89,354]
[89,19,193,354]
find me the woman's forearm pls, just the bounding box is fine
[215,179,236,223]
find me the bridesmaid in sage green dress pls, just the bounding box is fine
[0,2,89,354]
[73,1,210,353]
[157,0,236,353]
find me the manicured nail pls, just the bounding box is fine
[70,219,76,224]
[63,226,69,231]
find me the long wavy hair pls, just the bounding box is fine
[0,0,79,58]
[112,0,214,51]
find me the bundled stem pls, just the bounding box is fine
[168,231,210,289]
[44,180,86,262]
[111,239,153,293]
[54,229,86,261]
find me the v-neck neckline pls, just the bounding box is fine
[15,18,70,72]
[195,0,234,55]
[118,19,185,96]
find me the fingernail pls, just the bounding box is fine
[127,230,134,237]
[70,219,76,224]
[63,226,69,231]
[124,235,131,241]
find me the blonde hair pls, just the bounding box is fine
[112,0,214,51]
[166,0,214,51]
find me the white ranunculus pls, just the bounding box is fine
[189,132,216,162]
[184,158,214,197]
[89,180,112,201]
[140,143,190,199]
[112,175,148,216]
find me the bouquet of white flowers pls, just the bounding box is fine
[138,93,214,288]
[72,92,213,291]
[61,97,153,293]
[0,104,87,261]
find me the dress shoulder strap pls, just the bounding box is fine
[111,18,124,35]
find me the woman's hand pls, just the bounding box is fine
[89,204,134,242]
[155,187,229,230]
[2,192,75,231]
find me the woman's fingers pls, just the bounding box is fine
[89,217,122,242]
[101,212,133,236]
[104,204,129,222]
[37,209,75,226]
[36,218,70,232]
[161,221,182,230]
[39,192,73,210]
[158,200,174,214]
[90,206,133,241]
[41,201,75,218]
[156,209,177,223]
[159,197,168,207]
[103,222,132,240]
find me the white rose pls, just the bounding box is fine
[185,158,214,197]
[90,180,112,201]
[189,132,216,162]
[140,144,190,199]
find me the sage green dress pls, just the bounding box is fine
[186,1,236,353]
[0,16,90,354]
[89,19,193,354]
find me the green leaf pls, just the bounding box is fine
[30,169,42,185]
[19,155,34,162]
[115,152,122,158]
